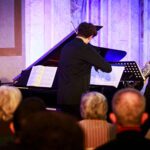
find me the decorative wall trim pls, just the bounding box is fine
[0,0,22,56]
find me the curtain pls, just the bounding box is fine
[71,0,150,67]
[25,0,150,68]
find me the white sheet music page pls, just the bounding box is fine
[27,65,57,88]
[90,66,125,88]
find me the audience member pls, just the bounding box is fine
[142,61,150,113]
[0,85,22,144]
[142,61,150,79]
[140,61,150,136]
[11,97,46,142]
[0,85,22,121]
[95,88,150,150]
[79,91,116,149]
[0,97,47,149]
[18,111,85,150]
[143,76,150,138]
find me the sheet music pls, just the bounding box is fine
[27,66,57,88]
[90,66,125,88]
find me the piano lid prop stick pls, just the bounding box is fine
[71,21,77,34]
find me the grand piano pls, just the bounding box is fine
[13,29,132,108]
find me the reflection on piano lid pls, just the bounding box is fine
[13,28,127,86]
[92,45,127,62]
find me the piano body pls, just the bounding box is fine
[13,30,131,108]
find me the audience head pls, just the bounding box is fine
[77,22,97,38]
[110,88,148,127]
[19,111,85,150]
[0,85,22,121]
[12,97,46,137]
[142,61,150,78]
[80,91,108,120]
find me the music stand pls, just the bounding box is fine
[110,61,145,82]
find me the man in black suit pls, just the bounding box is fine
[95,88,150,150]
[57,22,112,119]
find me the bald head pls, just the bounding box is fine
[112,88,146,126]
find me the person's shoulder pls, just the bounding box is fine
[95,136,150,150]
[63,38,84,49]
[95,140,117,150]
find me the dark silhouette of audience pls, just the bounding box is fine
[0,96,85,150]
[18,111,85,150]
[1,84,150,150]
[11,97,46,142]
[0,97,46,149]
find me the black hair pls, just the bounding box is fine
[77,22,97,38]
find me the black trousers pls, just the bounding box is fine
[57,104,82,120]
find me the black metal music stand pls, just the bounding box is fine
[110,61,145,81]
[109,61,145,90]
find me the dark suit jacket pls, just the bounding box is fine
[95,130,150,150]
[57,38,112,105]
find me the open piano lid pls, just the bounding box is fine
[13,27,127,86]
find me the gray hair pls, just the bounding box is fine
[0,85,22,121]
[80,91,108,119]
